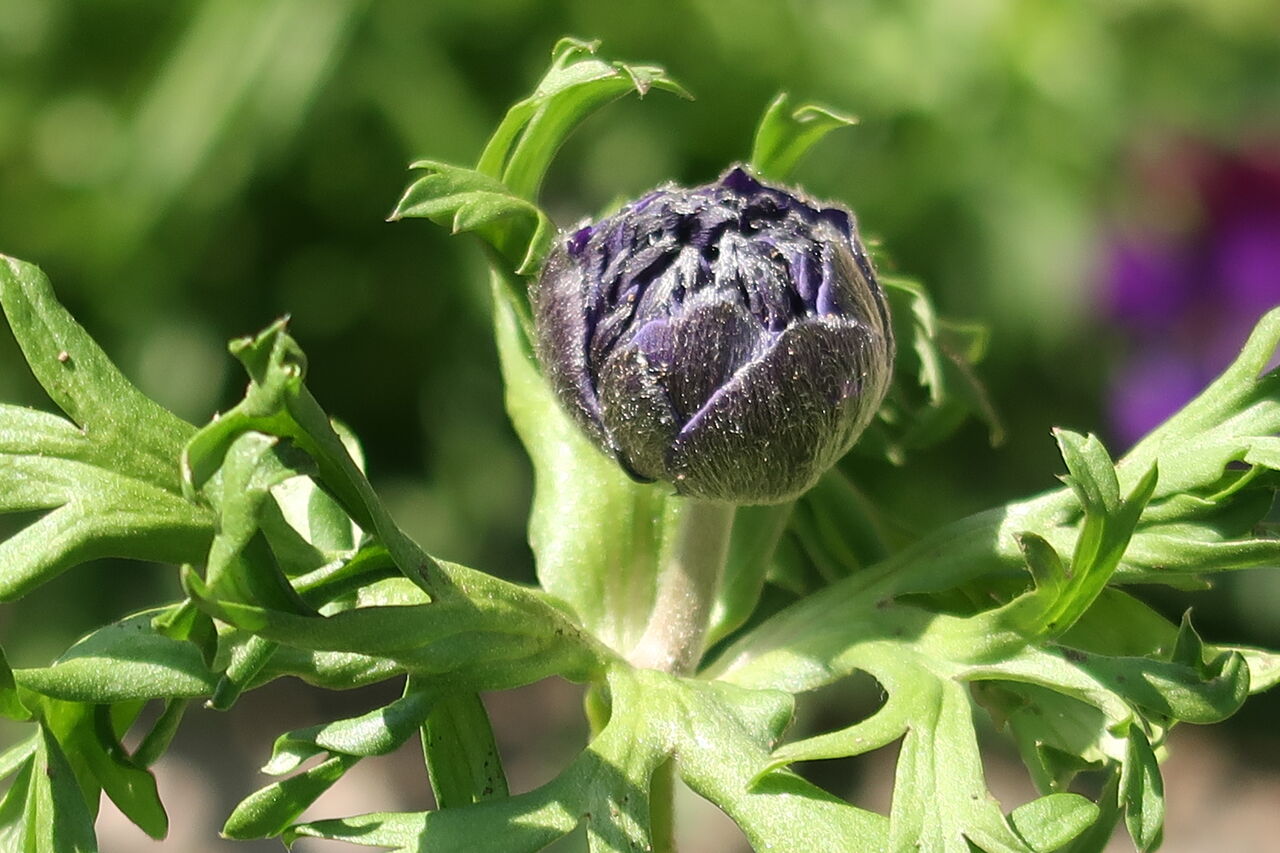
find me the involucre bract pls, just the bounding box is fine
[533,166,893,504]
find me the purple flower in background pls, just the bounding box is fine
[533,166,894,504]
[1104,141,1280,446]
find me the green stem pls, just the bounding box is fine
[649,758,678,853]
[628,499,736,674]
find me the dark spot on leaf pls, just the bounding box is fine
[1062,648,1088,663]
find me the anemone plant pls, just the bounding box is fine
[0,38,1278,853]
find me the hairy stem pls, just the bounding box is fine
[628,499,736,674]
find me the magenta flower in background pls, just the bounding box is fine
[1103,140,1280,446]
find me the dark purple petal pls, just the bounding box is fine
[668,315,891,502]
[533,164,895,503]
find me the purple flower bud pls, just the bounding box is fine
[533,166,894,504]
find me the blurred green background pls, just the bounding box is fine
[2,0,1280,849]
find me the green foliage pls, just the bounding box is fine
[0,36,1278,853]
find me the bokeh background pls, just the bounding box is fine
[2,0,1279,849]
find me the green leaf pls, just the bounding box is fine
[199,430,314,614]
[389,160,554,275]
[210,634,277,711]
[35,700,167,839]
[708,502,793,646]
[1230,645,1280,694]
[749,92,857,182]
[787,468,894,587]
[1060,771,1123,853]
[0,258,213,600]
[182,318,572,654]
[22,725,100,852]
[131,699,187,769]
[265,682,436,776]
[1119,306,1280,499]
[291,667,882,852]
[1006,793,1099,852]
[184,568,599,688]
[882,674,1037,853]
[1002,434,1157,640]
[0,734,37,782]
[393,39,686,282]
[768,693,911,770]
[476,37,689,201]
[0,404,212,601]
[0,255,193,492]
[861,276,1002,464]
[1072,648,1249,724]
[0,645,30,721]
[1119,729,1164,851]
[15,610,218,702]
[422,693,508,807]
[223,752,359,840]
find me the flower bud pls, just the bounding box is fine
[533,166,893,504]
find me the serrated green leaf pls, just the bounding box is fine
[0,255,193,493]
[200,431,314,613]
[862,276,1001,463]
[884,674,1034,853]
[184,319,524,627]
[291,667,881,853]
[422,692,508,808]
[476,37,689,201]
[389,161,554,275]
[749,92,857,182]
[0,406,211,601]
[1119,307,1280,499]
[1074,649,1249,724]
[1055,430,1121,515]
[1002,438,1156,640]
[395,39,686,282]
[184,568,597,688]
[1121,522,1280,578]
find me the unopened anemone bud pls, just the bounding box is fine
[533,166,894,504]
